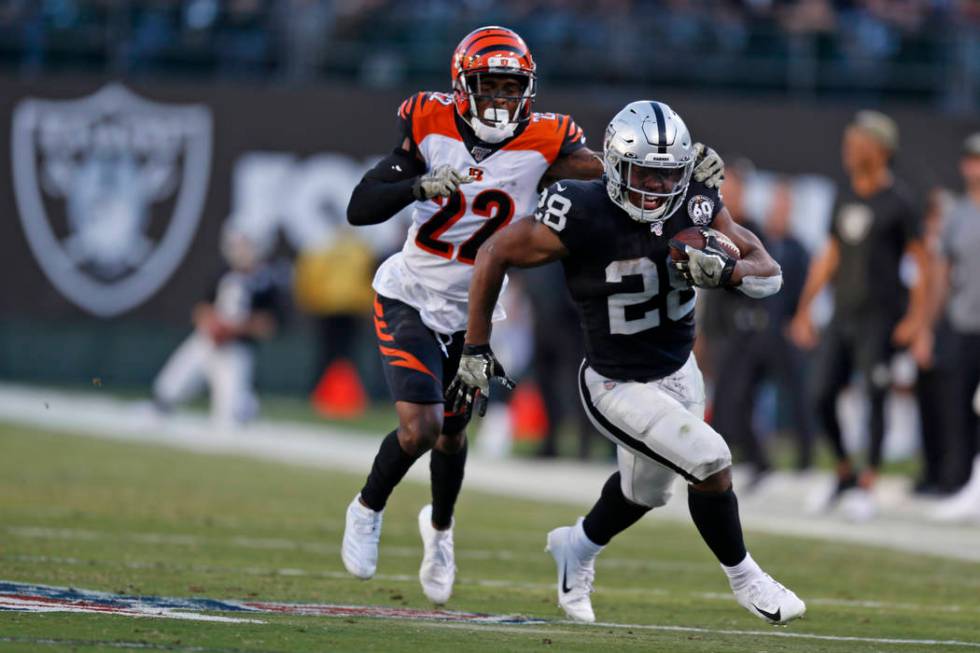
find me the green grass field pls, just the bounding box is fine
[1,421,978,652]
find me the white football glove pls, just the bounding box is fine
[692,143,724,189]
[682,246,727,287]
[670,229,738,289]
[412,164,473,200]
[446,344,516,417]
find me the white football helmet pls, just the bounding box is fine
[604,101,695,226]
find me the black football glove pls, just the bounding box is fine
[446,343,516,418]
[670,229,736,288]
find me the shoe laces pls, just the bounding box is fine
[351,507,381,536]
[424,529,456,581]
[431,530,455,565]
[747,572,789,606]
[571,557,596,597]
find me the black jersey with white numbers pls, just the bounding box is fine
[533,178,723,382]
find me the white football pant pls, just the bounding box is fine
[153,332,258,428]
[577,354,732,508]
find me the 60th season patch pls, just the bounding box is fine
[687,195,714,225]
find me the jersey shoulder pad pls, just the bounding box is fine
[534,179,604,251]
[397,91,458,147]
[682,178,724,227]
[505,112,586,163]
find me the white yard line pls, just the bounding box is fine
[4,574,979,649]
[300,618,980,649]
[3,623,978,650]
[7,552,979,616]
[1,383,979,562]
[5,525,705,570]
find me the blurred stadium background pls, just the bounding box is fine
[2,1,977,461]
[1,1,980,649]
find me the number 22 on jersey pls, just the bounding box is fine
[415,189,515,265]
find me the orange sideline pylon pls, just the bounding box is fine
[311,359,367,418]
[509,381,548,442]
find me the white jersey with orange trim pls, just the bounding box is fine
[372,91,587,335]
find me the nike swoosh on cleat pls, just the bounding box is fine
[753,604,781,622]
[561,561,572,594]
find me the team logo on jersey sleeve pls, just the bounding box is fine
[11,84,212,316]
[687,195,714,225]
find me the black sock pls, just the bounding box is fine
[582,472,651,546]
[687,486,747,567]
[430,439,467,529]
[360,430,421,512]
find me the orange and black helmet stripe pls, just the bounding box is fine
[454,26,534,74]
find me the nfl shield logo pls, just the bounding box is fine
[11,84,212,316]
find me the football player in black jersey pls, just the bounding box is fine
[448,101,805,625]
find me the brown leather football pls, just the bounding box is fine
[668,227,741,262]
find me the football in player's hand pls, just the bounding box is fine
[669,227,741,262]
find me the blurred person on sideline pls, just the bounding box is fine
[908,188,956,496]
[153,225,285,428]
[696,158,754,388]
[789,111,929,521]
[338,25,727,605]
[292,233,376,401]
[519,262,602,460]
[924,134,980,522]
[763,180,814,469]
[711,178,813,483]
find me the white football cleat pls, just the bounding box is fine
[733,571,806,625]
[841,487,878,523]
[546,524,596,623]
[341,494,382,579]
[418,504,456,604]
[932,457,980,523]
[932,481,980,522]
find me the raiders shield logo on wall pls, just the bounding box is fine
[11,84,212,317]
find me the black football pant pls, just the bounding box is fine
[711,329,813,472]
[944,329,980,486]
[914,320,957,490]
[533,324,604,459]
[810,316,896,470]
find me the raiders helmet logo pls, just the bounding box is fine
[687,195,714,225]
[11,84,212,317]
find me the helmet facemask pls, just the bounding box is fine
[456,71,535,144]
[606,154,693,224]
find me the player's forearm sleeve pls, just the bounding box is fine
[347,149,426,226]
[737,272,783,298]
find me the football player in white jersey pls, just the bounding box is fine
[342,26,725,605]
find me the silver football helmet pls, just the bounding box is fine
[604,101,695,225]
